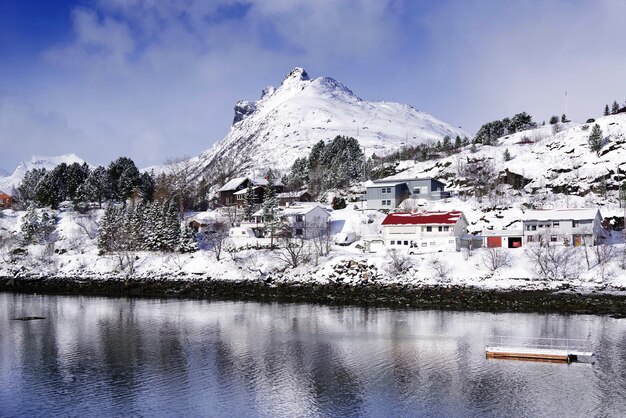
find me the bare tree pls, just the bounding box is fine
[204,220,229,261]
[592,243,617,281]
[525,241,580,280]
[164,156,195,217]
[310,224,332,265]
[73,211,99,240]
[275,235,310,268]
[114,251,137,278]
[386,249,413,275]
[429,255,451,282]
[481,247,513,273]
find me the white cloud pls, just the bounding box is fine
[2,0,625,171]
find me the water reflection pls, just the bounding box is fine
[1,293,626,417]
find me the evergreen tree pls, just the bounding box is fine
[18,168,47,205]
[462,136,470,147]
[454,135,462,149]
[588,124,603,155]
[178,223,198,253]
[262,171,281,248]
[442,135,452,154]
[549,115,559,125]
[21,205,40,243]
[139,172,155,203]
[164,202,180,251]
[561,114,568,123]
[98,203,120,253]
[243,181,255,221]
[108,157,140,203]
[503,148,512,161]
[612,101,620,114]
[78,166,110,207]
[604,104,610,116]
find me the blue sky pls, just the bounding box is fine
[1,0,625,172]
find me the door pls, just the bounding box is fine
[487,237,502,248]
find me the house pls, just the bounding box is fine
[521,208,605,246]
[243,203,330,238]
[0,190,12,209]
[381,211,468,252]
[277,189,311,206]
[366,178,449,210]
[482,229,524,248]
[218,176,284,207]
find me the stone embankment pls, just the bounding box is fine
[2,273,626,315]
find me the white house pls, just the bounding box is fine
[243,203,330,238]
[381,211,469,252]
[521,208,605,246]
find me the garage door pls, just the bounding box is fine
[487,237,502,248]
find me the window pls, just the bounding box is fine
[295,215,303,222]
[443,226,449,231]
[430,242,436,246]
[404,241,409,246]
[553,221,560,227]
[236,194,244,200]
[391,241,395,245]
[438,226,443,232]
[550,235,557,242]
[413,187,421,195]
[0,198,3,204]
[426,226,432,232]
[527,235,534,242]
[448,240,454,244]
[421,242,427,247]
[381,187,391,194]
[295,228,303,236]
[382,200,391,206]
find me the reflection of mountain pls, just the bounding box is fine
[0,294,623,416]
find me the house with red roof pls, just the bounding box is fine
[381,210,469,253]
[0,190,12,209]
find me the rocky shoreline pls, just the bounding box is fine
[2,275,626,315]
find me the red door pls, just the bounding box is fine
[487,237,502,248]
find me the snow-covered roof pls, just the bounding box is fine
[366,182,404,188]
[0,189,10,196]
[521,208,601,222]
[233,186,263,195]
[382,211,464,225]
[219,176,284,192]
[277,189,309,198]
[219,177,248,192]
[375,177,444,185]
[251,203,328,218]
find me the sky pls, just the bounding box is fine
[1,0,625,173]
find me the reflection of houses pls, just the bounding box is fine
[381,211,468,251]
[242,203,330,238]
[482,229,524,248]
[366,178,449,210]
[218,177,284,207]
[0,190,12,209]
[277,189,311,206]
[522,208,604,246]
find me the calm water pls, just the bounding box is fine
[1,293,626,417]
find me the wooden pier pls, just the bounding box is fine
[486,336,594,364]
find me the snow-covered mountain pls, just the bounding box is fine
[0,154,88,193]
[191,67,468,176]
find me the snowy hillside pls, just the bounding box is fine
[190,67,468,176]
[378,114,626,233]
[0,154,88,192]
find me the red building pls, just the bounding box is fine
[0,190,13,209]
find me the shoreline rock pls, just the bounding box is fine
[2,275,626,315]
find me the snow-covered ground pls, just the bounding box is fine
[1,204,625,293]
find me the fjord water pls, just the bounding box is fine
[1,293,625,417]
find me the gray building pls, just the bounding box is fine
[366,178,449,210]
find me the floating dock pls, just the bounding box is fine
[486,336,595,363]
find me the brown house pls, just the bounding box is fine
[218,176,284,207]
[0,190,12,209]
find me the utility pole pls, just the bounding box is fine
[565,90,568,119]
